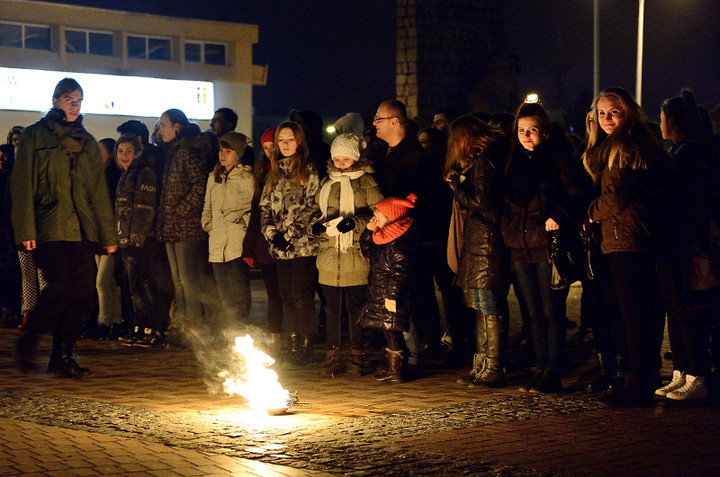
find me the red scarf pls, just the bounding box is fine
[372,217,413,245]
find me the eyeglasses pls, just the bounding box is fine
[373,116,396,123]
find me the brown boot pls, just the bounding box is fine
[373,348,405,384]
[347,346,368,376]
[319,346,343,377]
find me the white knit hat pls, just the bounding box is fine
[330,133,364,161]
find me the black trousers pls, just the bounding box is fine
[24,241,97,343]
[277,256,317,337]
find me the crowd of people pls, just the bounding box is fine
[1,76,720,408]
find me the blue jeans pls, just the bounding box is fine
[212,258,251,327]
[463,288,503,315]
[165,240,209,327]
[514,261,565,373]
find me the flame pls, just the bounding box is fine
[219,334,290,413]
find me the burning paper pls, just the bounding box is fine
[219,334,290,414]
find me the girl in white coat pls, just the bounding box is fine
[202,132,254,326]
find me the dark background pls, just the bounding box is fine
[34,0,720,128]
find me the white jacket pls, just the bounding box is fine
[202,165,254,263]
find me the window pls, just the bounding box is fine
[185,41,226,66]
[0,22,51,50]
[66,29,114,56]
[127,35,171,61]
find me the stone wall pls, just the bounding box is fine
[396,0,504,126]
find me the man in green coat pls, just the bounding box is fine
[11,78,116,378]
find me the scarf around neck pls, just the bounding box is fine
[43,108,87,155]
[318,167,364,252]
[373,216,413,245]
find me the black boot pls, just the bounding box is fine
[374,348,405,383]
[587,352,613,393]
[348,346,369,376]
[470,314,506,388]
[15,332,38,372]
[47,340,91,378]
[457,312,487,385]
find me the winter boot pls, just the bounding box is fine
[348,346,369,376]
[457,312,487,385]
[587,352,613,393]
[373,348,405,384]
[319,346,343,376]
[470,314,505,388]
[47,340,91,378]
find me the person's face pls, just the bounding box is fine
[418,131,432,151]
[277,127,298,157]
[660,110,671,141]
[54,90,83,123]
[432,113,449,132]
[10,133,21,147]
[373,106,396,142]
[158,114,180,143]
[596,96,626,136]
[332,155,356,171]
[219,147,240,171]
[116,142,136,169]
[373,209,390,229]
[210,112,231,137]
[517,117,544,151]
[262,141,274,159]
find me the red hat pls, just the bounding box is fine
[261,126,277,145]
[375,193,417,222]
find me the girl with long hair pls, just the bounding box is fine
[584,87,668,406]
[260,122,320,366]
[445,115,508,387]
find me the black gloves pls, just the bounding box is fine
[336,217,356,233]
[311,221,327,236]
[271,233,292,252]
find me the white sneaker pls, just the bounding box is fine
[666,375,708,401]
[655,370,685,397]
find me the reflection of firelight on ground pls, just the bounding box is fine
[218,334,291,415]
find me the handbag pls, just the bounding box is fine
[548,230,578,290]
[447,198,466,273]
[579,220,603,281]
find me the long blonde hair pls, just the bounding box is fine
[582,87,658,183]
[263,121,310,193]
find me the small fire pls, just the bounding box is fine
[219,334,290,414]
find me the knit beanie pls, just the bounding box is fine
[261,126,277,145]
[374,193,417,222]
[330,133,364,162]
[219,131,249,157]
[333,112,364,137]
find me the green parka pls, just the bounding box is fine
[10,110,116,247]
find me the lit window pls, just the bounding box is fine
[185,40,226,65]
[128,35,170,61]
[0,22,51,51]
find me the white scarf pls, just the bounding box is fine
[318,168,364,252]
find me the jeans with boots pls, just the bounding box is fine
[470,314,505,387]
[457,312,488,385]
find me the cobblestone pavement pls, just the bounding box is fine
[1,283,720,476]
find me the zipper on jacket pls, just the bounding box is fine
[612,216,619,239]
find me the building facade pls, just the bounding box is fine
[0,0,266,139]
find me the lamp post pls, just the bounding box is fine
[636,0,646,106]
[593,0,600,98]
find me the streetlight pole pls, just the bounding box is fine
[593,0,600,98]
[636,0,645,105]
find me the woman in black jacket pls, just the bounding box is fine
[445,116,508,387]
[502,103,580,394]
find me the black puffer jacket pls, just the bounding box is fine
[115,153,158,249]
[358,227,418,332]
[454,140,506,291]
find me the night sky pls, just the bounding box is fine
[32,0,720,127]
